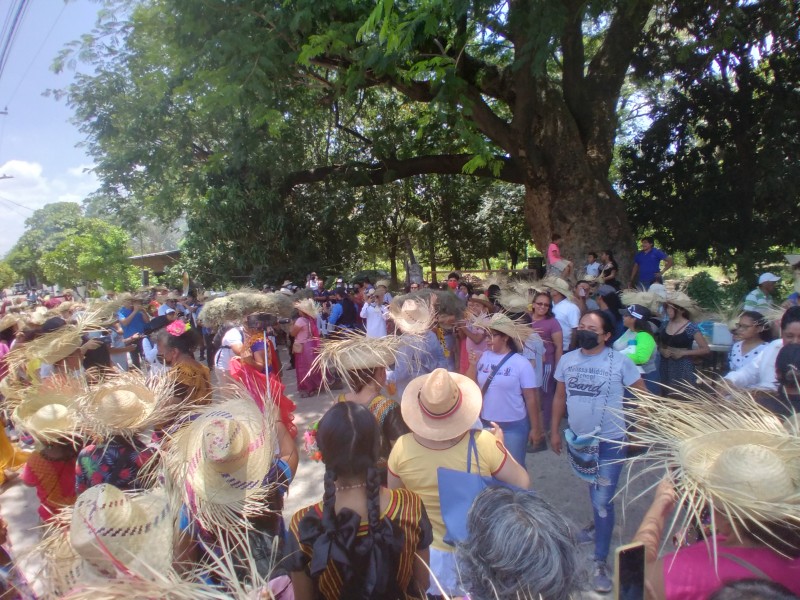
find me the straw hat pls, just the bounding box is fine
[401,368,482,441]
[665,290,702,319]
[621,290,663,313]
[12,386,81,442]
[497,288,530,313]
[389,298,434,335]
[295,298,319,318]
[467,293,494,311]
[166,396,275,528]
[376,279,390,289]
[69,484,173,576]
[786,254,800,268]
[313,330,406,389]
[624,381,800,552]
[541,276,572,299]
[27,306,50,326]
[0,314,18,332]
[78,371,173,439]
[484,313,538,348]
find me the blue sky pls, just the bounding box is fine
[0,0,100,256]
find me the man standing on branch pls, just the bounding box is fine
[630,237,673,290]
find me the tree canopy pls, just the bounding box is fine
[619,0,799,281]
[6,202,139,289]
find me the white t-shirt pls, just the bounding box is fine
[360,302,388,338]
[552,299,581,351]
[476,350,539,422]
[215,327,244,372]
[554,347,641,439]
[585,262,602,277]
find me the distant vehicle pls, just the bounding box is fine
[12,282,25,295]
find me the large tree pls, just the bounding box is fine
[57,0,662,279]
[620,0,799,281]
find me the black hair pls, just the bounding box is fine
[583,309,614,337]
[599,289,623,324]
[447,271,460,281]
[156,327,200,355]
[782,306,800,331]
[587,251,597,260]
[651,274,664,284]
[551,233,562,242]
[641,236,655,245]
[458,282,473,296]
[603,249,617,264]
[428,281,441,290]
[776,344,800,387]
[709,579,799,600]
[0,327,15,344]
[739,310,773,342]
[532,291,555,319]
[311,402,400,598]
[487,284,501,302]
[41,317,67,334]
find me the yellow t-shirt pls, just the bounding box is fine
[387,429,508,551]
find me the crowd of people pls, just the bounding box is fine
[0,244,798,599]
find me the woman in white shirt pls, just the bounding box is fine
[728,310,771,372]
[467,313,542,466]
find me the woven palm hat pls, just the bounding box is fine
[168,396,275,513]
[0,313,19,333]
[69,484,173,576]
[79,372,167,437]
[389,298,434,335]
[12,386,80,442]
[467,293,494,311]
[27,306,50,326]
[294,298,319,318]
[483,312,538,348]
[541,276,572,299]
[26,325,83,365]
[402,368,482,441]
[665,290,702,319]
[313,330,405,389]
[624,382,800,550]
[376,279,391,289]
[621,290,663,314]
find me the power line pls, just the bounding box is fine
[4,1,67,107]
[0,193,33,212]
[0,0,32,84]
[0,195,29,218]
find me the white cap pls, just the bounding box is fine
[758,272,781,284]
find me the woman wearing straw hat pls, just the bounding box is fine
[628,390,800,599]
[167,395,297,587]
[550,310,647,593]
[75,373,166,494]
[291,299,324,398]
[388,369,530,597]
[658,291,710,396]
[156,322,212,408]
[467,313,543,464]
[288,401,432,600]
[316,332,409,479]
[17,388,80,521]
[456,294,492,375]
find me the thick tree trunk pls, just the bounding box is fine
[519,90,635,280]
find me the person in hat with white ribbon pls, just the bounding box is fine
[388,368,529,597]
[613,303,660,394]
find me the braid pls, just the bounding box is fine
[365,466,381,535]
[321,467,338,534]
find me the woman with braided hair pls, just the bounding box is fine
[286,401,432,599]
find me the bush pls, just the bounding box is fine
[686,271,722,310]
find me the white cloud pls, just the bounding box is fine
[0,159,99,257]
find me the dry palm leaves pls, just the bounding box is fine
[620,378,800,558]
[198,291,293,327]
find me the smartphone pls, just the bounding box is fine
[615,541,645,600]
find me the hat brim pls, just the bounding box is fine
[468,296,494,310]
[401,371,482,441]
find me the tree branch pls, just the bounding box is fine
[560,0,586,128]
[279,154,522,195]
[583,0,655,172]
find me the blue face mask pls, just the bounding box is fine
[575,330,601,350]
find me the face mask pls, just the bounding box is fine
[447,280,458,289]
[576,330,601,350]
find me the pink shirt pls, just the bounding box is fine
[547,243,561,265]
[664,538,800,599]
[294,316,312,344]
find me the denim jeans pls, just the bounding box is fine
[483,417,530,467]
[590,439,627,563]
